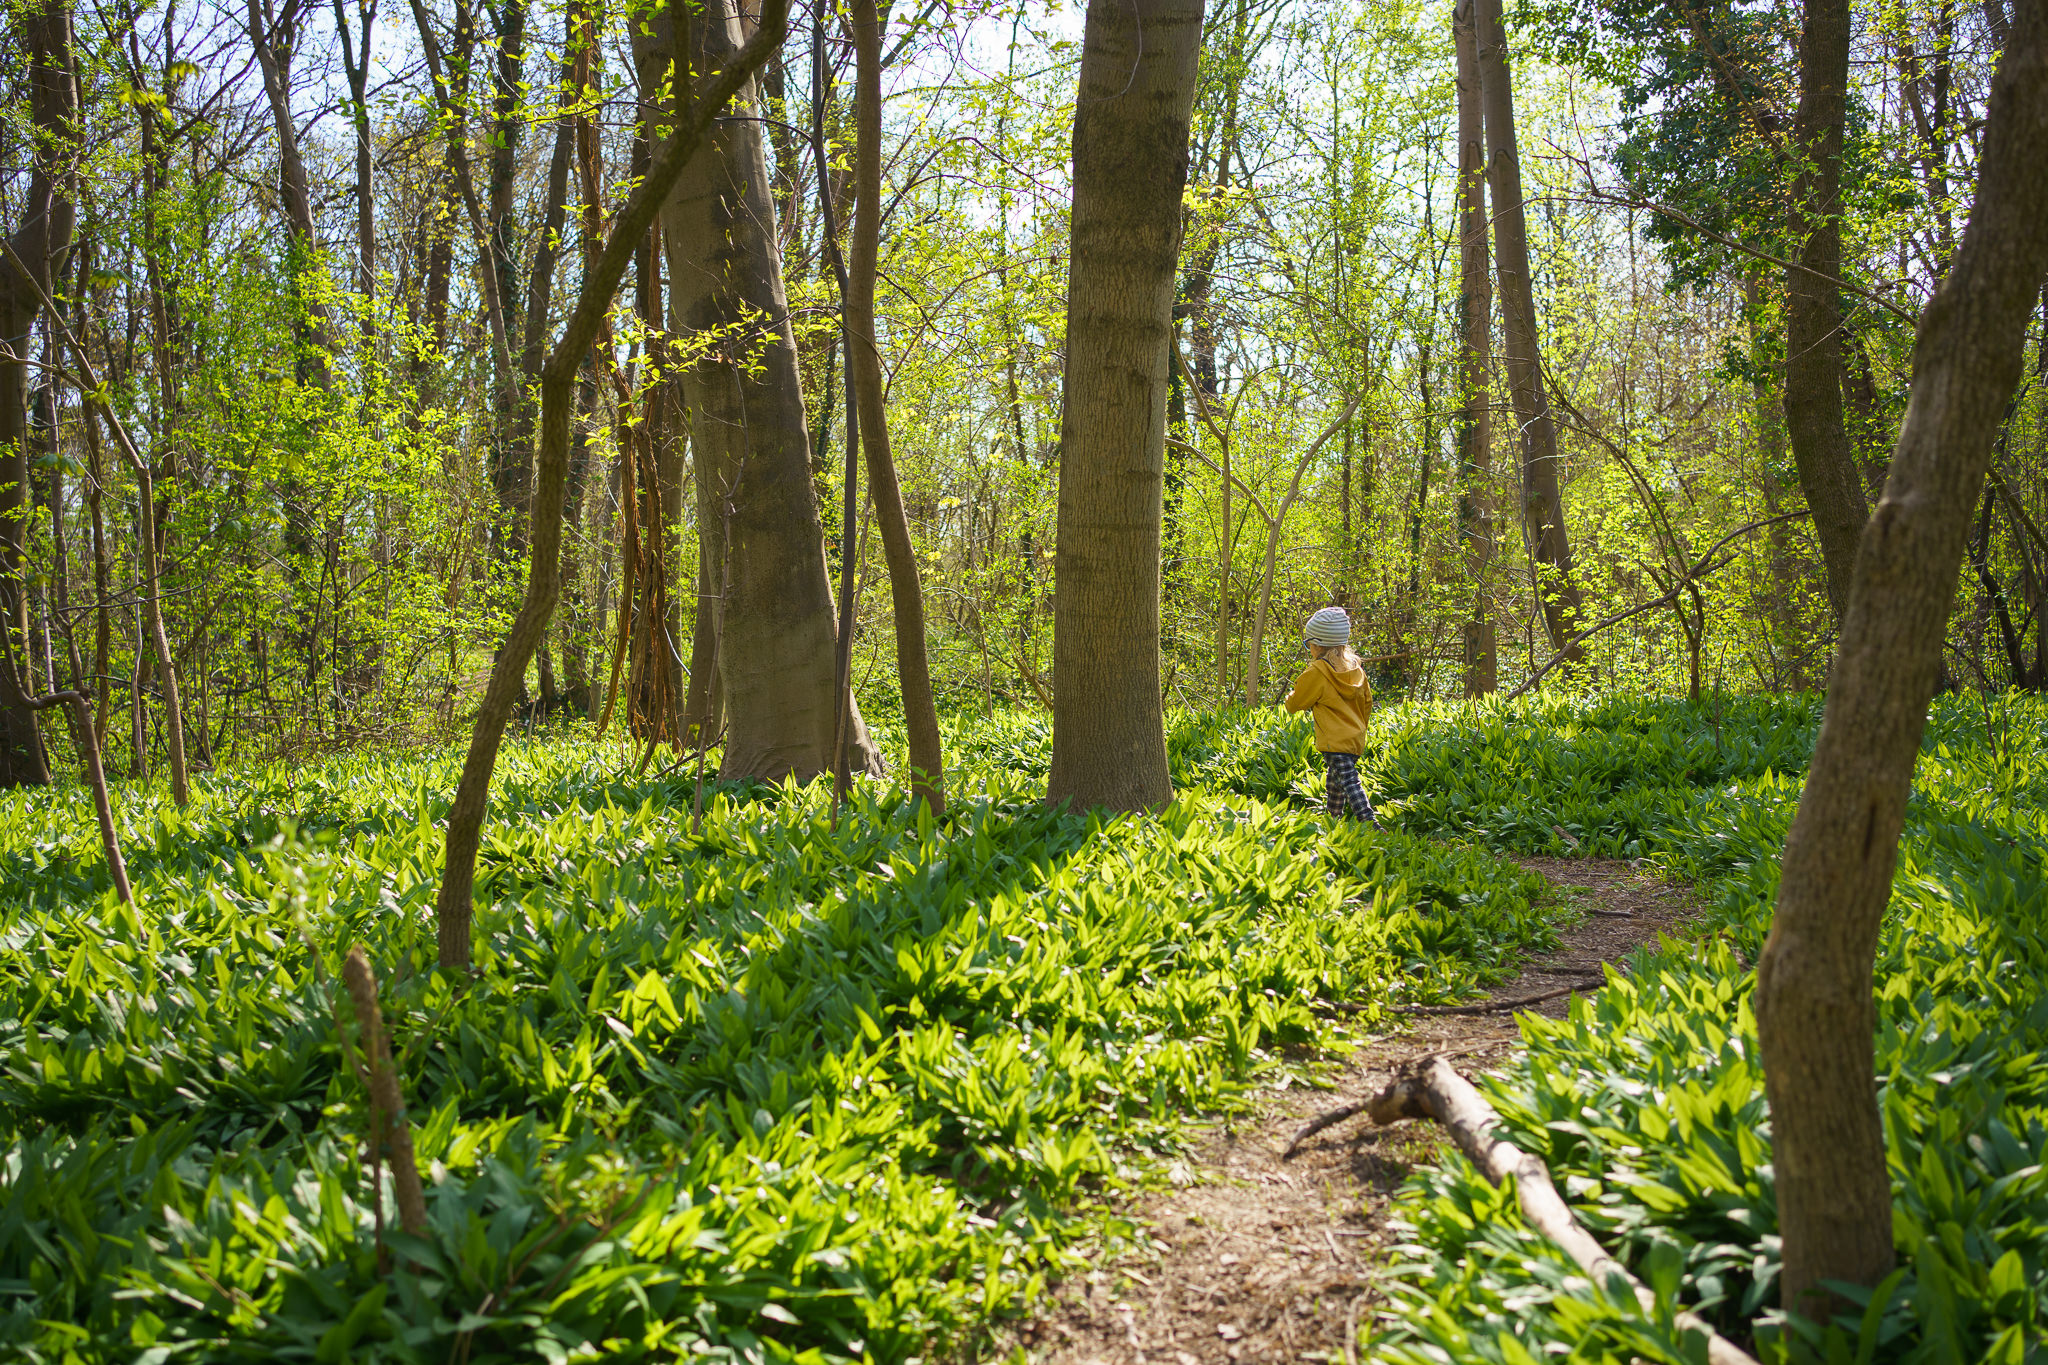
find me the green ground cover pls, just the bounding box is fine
[0,707,1554,1364]
[1365,692,2048,1364]
[7,694,2040,1363]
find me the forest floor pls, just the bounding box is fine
[1007,857,1702,1365]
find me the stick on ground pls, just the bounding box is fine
[341,947,429,1238]
[1393,977,1604,1016]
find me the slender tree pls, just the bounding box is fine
[1453,0,1496,697]
[1755,0,2048,1315]
[1471,0,1584,659]
[331,0,378,322]
[847,0,944,811]
[1782,0,1870,622]
[1044,0,1206,813]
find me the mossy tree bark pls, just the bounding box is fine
[1755,0,2048,1316]
[1044,0,1205,814]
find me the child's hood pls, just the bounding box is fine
[1321,659,1368,696]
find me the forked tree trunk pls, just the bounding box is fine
[641,0,882,783]
[1755,0,2048,1316]
[1471,0,1583,660]
[1454,0,1497,698]
[435,0,792,971]
[847,0,944,812]
[1782,0,1871,623]
[1044,0,1204,813]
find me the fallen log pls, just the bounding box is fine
[1361,1057,1760,1365]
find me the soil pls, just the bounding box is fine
[1006,857,1701,1365]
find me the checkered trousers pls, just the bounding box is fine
[1323,751,1378,825]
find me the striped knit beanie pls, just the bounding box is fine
[1304,606,1352,648]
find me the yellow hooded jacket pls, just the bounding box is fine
[1283,656,1372,755]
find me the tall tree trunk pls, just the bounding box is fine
[0,0,78,787]
[119,404,190,804]
[1472,0,1584,659]
[652,370,687,737]
[249,0,337,727]
[683,398,726,743]
[435,0,792,971]
[485,0,533,564]
[1454,0,1497,698]
[407,0,524,590]
[1755,1,2048,1316]
[1044,0,1204,813]
[1745,272,1816,691]
[666,107,722,748]
[85,379,111,751]
[1782,0,1870,623]
[1215,423,1232,705]
[246,0,333,384]
[332,0,378,325]
[640,0,882,783]
[847,0,944,811]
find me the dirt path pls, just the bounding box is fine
[1009,858,1698,1365]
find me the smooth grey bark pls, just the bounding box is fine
[639,0,883,783]
[1471,0,1585,659]
[1755,0,2048,1316]
[331,0,377,317]
[1044,0,1205,813]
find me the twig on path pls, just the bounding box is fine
[1284,1100,1371,1155]
[1351,1059,1763,1365]
[1585,908,1636,919]
[1393,977,1605,1016]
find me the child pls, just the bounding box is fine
[1283,606,1378,825]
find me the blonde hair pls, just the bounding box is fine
[1310,642,1361,671]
